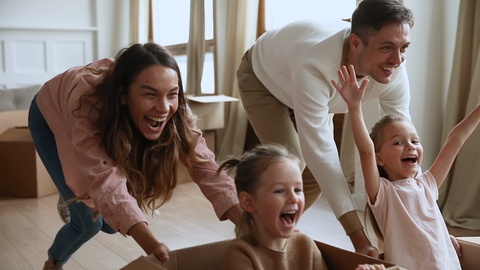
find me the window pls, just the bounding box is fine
[152,0,215,94]
[151,0,356,95]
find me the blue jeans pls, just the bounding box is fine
[28,96,116,265]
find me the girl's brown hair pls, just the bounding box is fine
[216,144,301,246]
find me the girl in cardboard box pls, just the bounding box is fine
[218,143,387,270]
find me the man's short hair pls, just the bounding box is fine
[351,0,414,44]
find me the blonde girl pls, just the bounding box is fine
[333,65,480,269]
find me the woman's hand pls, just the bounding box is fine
[226,204,243,225]
[129,222,170,261]
[153,243,170,262]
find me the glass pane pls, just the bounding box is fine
[202,52,215,94]
[175,54,187,91]
[152,0,190,46]
[204,0,213,40]
[152,0,214,95]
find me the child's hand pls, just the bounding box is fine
[331,65,369,108]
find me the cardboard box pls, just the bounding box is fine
[315,241,399,269]
[0,109,29,135]
[457,236,480,270]
[0,127,57,197]
[202,130,216,152]
[122,239,401,270]
[187,95,238,131]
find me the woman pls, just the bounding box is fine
[29,43,241,270]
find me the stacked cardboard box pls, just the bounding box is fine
[0,126,57,197]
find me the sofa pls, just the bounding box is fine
[0,85,42,134]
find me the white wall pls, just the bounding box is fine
[95,0,132,58]
[0,0,132,88]
[0,0,131,59]
[404,0,460,168]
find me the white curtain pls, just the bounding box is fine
[187,0,205,95]
[438,0,480,230]
[214,0,259,161]
[129,0,150,44]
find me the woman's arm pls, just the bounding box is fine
[332,65,380,204]
[128,222,170,261]
[430,103,480,186]
[191,133,241,223]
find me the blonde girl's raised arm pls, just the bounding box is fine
[332,65,380,204]
[430,103,480,187]
[348,106,381,204]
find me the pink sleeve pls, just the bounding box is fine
[54,62,146,236]
[192,134,239,220]
[72,106,146,236]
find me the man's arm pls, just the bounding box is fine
[333,65,380,203]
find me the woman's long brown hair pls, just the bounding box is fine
[77,43,200,214]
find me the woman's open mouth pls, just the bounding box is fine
[145,115,166,128]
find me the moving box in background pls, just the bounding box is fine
[187,94,238,153]
[0,126,57,197]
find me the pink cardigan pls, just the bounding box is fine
[36,58,238,235]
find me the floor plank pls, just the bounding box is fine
[0,231,31,270]
[0,182,350,270]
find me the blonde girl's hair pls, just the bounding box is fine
[216,144,301,246]
[365,114,408,251]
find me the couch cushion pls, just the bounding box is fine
[0,85,42,112]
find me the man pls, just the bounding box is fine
[237,0,414,257]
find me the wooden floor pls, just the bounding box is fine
[0,182,353,270]
[1,182,478,270]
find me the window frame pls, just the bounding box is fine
[152,0,216,96]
